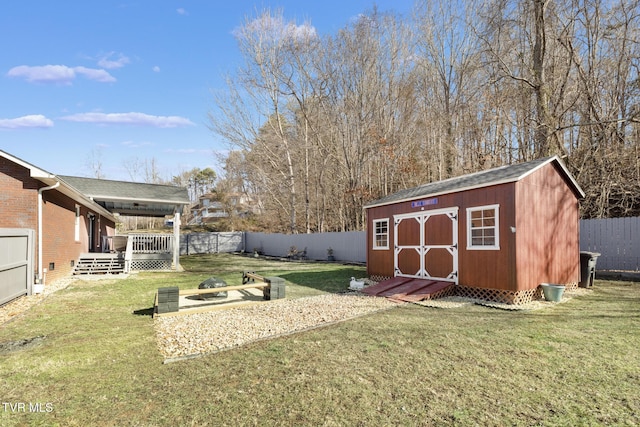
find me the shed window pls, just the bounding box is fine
[373,219,389,250]
[467,205,500,250]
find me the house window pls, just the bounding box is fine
[373,219,389,250]
[74,205,80,242]
[467,205,500,250]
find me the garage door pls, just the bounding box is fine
[0,229,34,306]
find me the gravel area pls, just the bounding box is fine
[155,293,399,362]
[154,286,594,362]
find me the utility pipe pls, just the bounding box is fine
[37,181,60,284]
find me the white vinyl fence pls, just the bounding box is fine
[245,231,366,263]
[580,216,640,271]
[180,231,366,262]
[177,217,639,271]
[180,232,244,255]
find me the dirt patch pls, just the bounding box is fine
[0,277,78,326]
[0,335,46,354]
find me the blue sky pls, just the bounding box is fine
[1,1,413,182]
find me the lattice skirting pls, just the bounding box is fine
[564,282,579,291]
[454,285,539,305]
[366,276,577,305]
[369,275,391,283]
[131,259,172,271]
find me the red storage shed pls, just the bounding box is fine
[363,156,585,304]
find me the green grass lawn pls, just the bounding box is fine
[1,253,638,426]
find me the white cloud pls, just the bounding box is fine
[235,14,317,42]
[60,112,195,128]
[7,65,74,84]
[167,148,196,153]
[97,52,130,69]
[165,148,213,155]
[177,8,188,15]
[122,140,152,148]
[0,114,54,129]
[285,22,317,40]
[7,65,115,84]
[152,65,161,72]
[73,66,117,83]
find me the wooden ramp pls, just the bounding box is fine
[362,277,453,303]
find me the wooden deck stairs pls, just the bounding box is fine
[73,253,125,275]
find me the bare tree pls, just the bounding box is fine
[414,0,485,177]
[557,0,640,217]
[123,156,166,184]
[208,1,640,230]
[85,146,105,179]
[209,9,319,233]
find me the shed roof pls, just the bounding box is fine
[59,175,190,217]
[364,156,585,209]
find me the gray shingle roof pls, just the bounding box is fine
[0,150,117,221]
[364,156,584,209]
[1,150,189,218]
[59,175,189,204]
[59,175,190,217]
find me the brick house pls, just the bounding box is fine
[1,150,117,289]
[0,150,188,305]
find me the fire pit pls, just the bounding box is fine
[198,277,228,300]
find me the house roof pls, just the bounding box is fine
[0,150,117,221]
[59,175,190,217]
[364,155,585,209]
[0,150,189,218]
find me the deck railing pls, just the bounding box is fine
[127,234,173,254]
[102,235,128,253]
[102,234,174,273]
[128,234,174,272]
[102,234,173,254]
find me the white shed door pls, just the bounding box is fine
[394,208,458,284]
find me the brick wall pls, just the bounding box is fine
[1,157,116,285]
[41,189,83,283]
[0,157,39,230]
[40,189,115,284]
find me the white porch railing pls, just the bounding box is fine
[102,234,174,273]
[102,235,128,253]
[102,234,173,254]
[127,234,173,254]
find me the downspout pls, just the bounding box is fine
[37,181,60,284]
